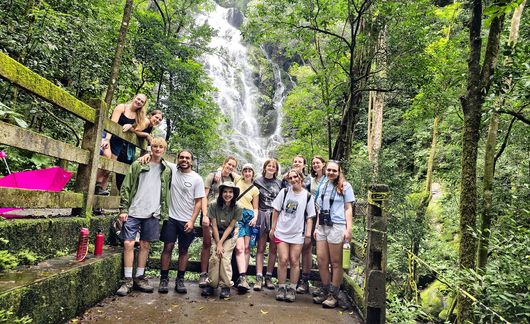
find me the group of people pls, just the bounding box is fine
[108,95,355,309]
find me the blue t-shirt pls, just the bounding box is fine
[316,181,355,224]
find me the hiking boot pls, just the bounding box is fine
[220,287,231,299]
[312,286,322,297]
[276,286,286,301]
[201,285,214,297]
[322,293,338,308]
[237,275,250,292]
[198,272,208,288]
[253,275,263,291]
[158,278,169,294]
[313,287,329,304]
[95,185,110,196]
[116,278,133,296]
[175,278,187,294]
[285,287,296,302]
[296,279,309,294]
[265,275,275,290]
[133,276,154,293]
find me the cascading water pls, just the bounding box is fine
[197,4,288,167]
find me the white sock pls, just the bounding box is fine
[136,267,145,277]
[124,267,133,278]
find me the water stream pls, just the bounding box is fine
[197,4,288,168]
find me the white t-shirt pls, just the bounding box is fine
[128,163,162,219]
[168,163,205,221]
[272,188,316,244]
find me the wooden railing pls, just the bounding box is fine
[0,52,158,216]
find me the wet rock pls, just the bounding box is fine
[226,8,244,28]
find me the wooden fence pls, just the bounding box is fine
[0,52,155,216]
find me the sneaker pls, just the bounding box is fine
[276,286,286,301]
[158,278,169,294]
[313,288,328,304]
[220,287,231,299]
[265,275,275,290]
[133,276,154,293]
[175,278,187,294]
[198,272,208,288]
[322,293,338,308]
[237,275,250,292]
[312,286,322,297]
[201,285,214,297]
[296,279,309,294]
[285,287,296,302]
[253,275,263,291]
[116,278,133,296]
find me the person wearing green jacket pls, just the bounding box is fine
[116,137,171,296]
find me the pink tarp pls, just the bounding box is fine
[0,167,73,217]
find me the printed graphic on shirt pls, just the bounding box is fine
[285,199,299,216]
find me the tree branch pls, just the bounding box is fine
[497,109,530,125]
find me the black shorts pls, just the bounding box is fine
[160,218,196,251]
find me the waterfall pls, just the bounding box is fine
[196,4,287,168]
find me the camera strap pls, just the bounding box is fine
[322,180,337,210]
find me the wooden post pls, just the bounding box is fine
[73,99,107,217]
[364,184,389,323]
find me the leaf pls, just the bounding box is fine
[260,309,268,315]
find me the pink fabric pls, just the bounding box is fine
[0,167,73,217]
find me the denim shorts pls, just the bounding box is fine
[160,218,196,251]
[121,216,160,242]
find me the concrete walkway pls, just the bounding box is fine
[73,278,362,324]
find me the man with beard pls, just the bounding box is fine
[157,150,205,294]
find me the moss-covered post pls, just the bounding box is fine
[73,99,107,217]
[365,184,389,323]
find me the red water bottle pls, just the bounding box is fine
[76,228,89,261]
[94,229,104,256]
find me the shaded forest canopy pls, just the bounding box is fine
[0,0,529,323]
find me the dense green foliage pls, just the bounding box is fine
[0,0,223,173]
[244,0,529,322]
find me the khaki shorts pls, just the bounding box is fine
[316,223,345,244]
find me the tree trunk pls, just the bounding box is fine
[367,27,386,181]
[104,0,134,108]
[457,1,505,322]
[477,0,525,270]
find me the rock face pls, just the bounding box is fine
[226,8,243,28]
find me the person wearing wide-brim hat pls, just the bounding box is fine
[201,181,242,299]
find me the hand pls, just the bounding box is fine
[100,138,109,149]
[138,153,152,164]
[313,228,318,240]
[343,228,352,243]
[184,220,194,233]
[269,229,275,241]
[214,171,221,183]
[119,213,128,222]
[249,216,257,227]
[122,124,133,132]
[216,244,224,257]
[202,216,210,227]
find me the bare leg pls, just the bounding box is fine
[288,243,303,285]
[160,242,175,271]
[200,224,212,273]
[276,242,289,284]
[316,240,331,286]
[256,234,267,274]
[137,240,150,268]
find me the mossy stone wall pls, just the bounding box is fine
[0,216,115,258]
[0,252,121,323]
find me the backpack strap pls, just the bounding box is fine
[236,184,255,201]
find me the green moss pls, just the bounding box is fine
[0,216,114,260]
[0,52,96,122]
[420,280,450,317]
[0,252,122,323]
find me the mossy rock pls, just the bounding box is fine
[420,279,450,317]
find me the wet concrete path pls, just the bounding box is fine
[73,278,362,324]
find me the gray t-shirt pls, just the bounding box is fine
[272,188,316,244]
[128,162,162,219]
[168,164,205,221]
